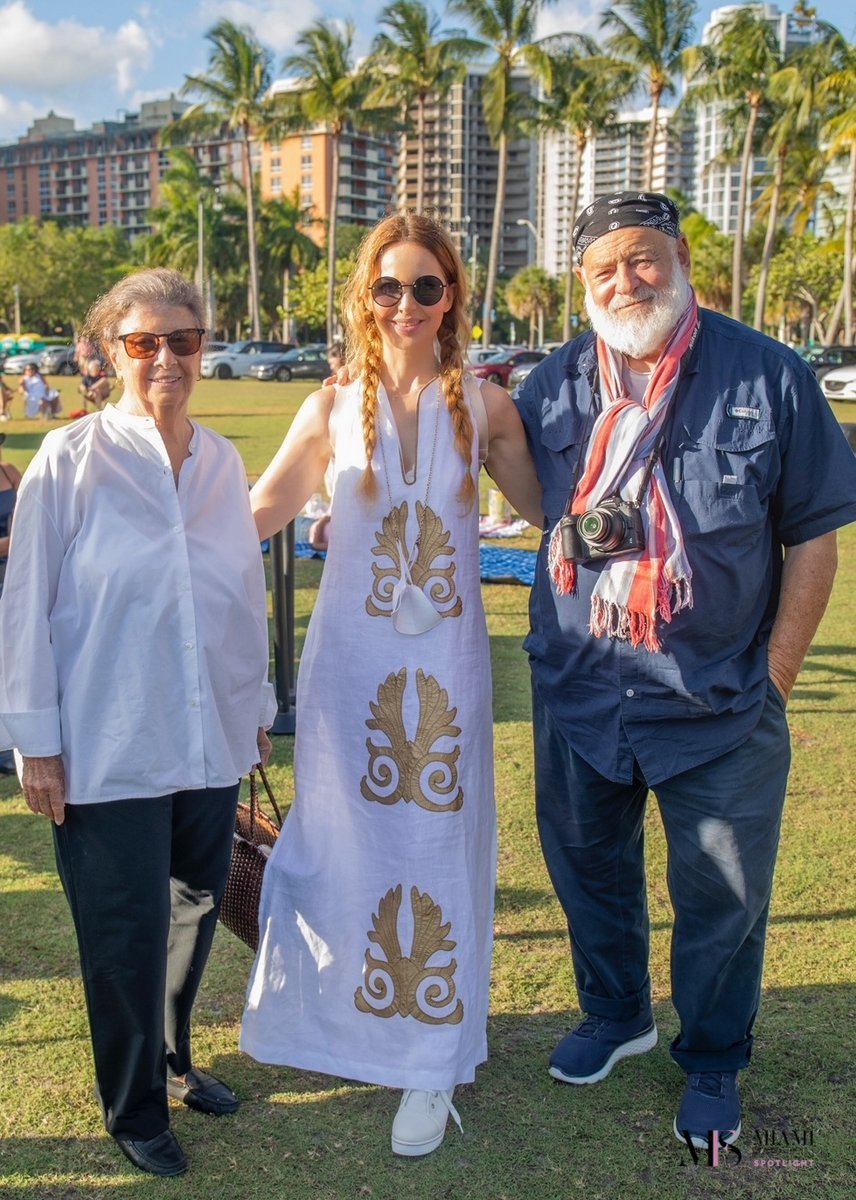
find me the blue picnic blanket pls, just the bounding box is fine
[293,542,537,585]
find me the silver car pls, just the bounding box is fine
[200,340,295,380]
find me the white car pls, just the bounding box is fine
[200,339,294,380]
[821,365,856,403]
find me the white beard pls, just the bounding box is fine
[584,264,692,361]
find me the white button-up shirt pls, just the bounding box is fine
[0,405,276,804]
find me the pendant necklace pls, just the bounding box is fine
[377,381,443,636]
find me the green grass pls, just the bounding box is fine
[0,385,854,1198]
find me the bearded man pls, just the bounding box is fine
[513,193,856,1150]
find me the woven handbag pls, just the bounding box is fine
[220,764,284,951]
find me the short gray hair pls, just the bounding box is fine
[82,268,204,353]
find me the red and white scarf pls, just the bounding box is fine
[547,292,698,652]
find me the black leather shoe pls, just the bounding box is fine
[113,1129,187,1176]
[167,1067,239,1115]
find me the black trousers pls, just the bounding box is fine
[53,784,240,1138]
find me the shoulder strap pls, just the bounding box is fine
[466,374,489,466]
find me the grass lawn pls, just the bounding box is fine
[0,380,854,1198]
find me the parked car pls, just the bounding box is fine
[38,345,78,375]
[470,348,548,387]
[248,346,331,383]
[466,344,506,367]
[799,344,856,382]
[508,361,541,389]
[820,364,856,403]
[3,352,43,374]
[200,339,294,379]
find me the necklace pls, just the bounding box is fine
[376,380,443,636]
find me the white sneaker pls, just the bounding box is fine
[391,1088,462,1157]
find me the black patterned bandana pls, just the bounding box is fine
[572,192,681,265]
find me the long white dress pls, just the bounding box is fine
[241,376,496,1091]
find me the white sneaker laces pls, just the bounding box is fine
[437,1089,463,1135]
[399,1089,464,1135]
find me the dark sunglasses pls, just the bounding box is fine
[117,328,205,359]
[370,276,450,308]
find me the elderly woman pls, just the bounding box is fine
[0,269,274,1177]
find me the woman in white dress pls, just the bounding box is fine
[241,212,541,1157]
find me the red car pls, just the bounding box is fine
[470,348,547,387]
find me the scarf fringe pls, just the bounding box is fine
[547,522,577,596]
[591,574,693,654]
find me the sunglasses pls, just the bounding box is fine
[117,328,205,359]
[370,276,450,308]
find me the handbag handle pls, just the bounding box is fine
[248,762,284,836]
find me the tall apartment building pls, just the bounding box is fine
[394,66,538,277]
[693,4,824,234]
[0,98,235,237]
[257,128,396,240]
[539,107,696,281]
[260,81,397,240]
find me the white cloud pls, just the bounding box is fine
[0,3,153,96]
[537,2,603,42]
[0,92,38,142]
[198,0,322,54]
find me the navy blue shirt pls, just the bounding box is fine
[514,309,856,785]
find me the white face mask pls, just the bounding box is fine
[584,253,692,361]
[391,579,443,635]
[390,539,443,636]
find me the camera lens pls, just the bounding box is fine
[579,507,623,550]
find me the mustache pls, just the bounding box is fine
[609,287,658,311]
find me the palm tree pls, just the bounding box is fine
[753,26,844,332]
[259,189,321,342]
[820,42,856,343]
[682,8,781,320]
[170,20,281,340]
[506,264,559,347]
[538,40,635,339]
[600,0,697,191]
[448,0,556,347]
[282,20,379,344]
[145,148,245,333]
[369,1,479,212]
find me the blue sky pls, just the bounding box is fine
[0,1,853,142]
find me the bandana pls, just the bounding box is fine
[546,290,698,652]
[572,192,681,265]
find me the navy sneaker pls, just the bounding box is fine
[673,1071,741,1148]
[548,1012,658,1084]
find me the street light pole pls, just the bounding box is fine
[516,218,544,345]
[470,232,479,296]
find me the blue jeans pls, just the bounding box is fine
[533,682,790,1073]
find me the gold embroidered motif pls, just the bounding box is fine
[361,668,463,812]
[354,884,463,1025]
[366,501,462,619]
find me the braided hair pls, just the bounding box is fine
[340,212,475,508]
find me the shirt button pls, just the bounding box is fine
[184,641,194,650]
[190,698,200,709]
[173,524,182,533]
[625,688,635,698]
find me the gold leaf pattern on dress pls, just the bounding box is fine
[354,884,463,1025]
[361,668,463,812]
[365,501,461,619]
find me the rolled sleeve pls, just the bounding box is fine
[260,681,277,728]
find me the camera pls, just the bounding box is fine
[559,497,645,562]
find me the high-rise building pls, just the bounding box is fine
[394,66,538,277]
[692,4,824,234]
[539,107,696,281]
[0,98,235,237]
[258,125,397,240]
